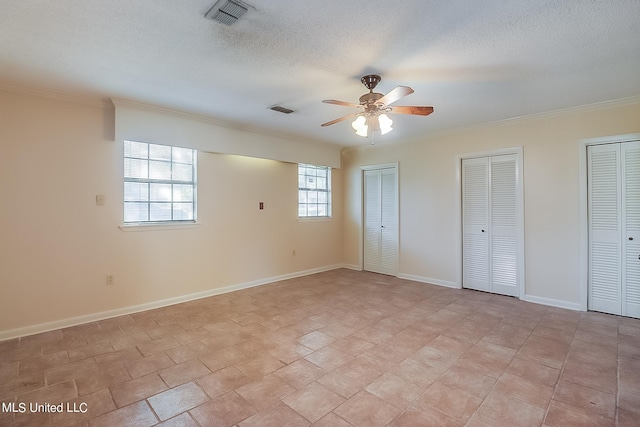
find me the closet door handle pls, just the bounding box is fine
[481,229,485,233]
[630,237,634,240]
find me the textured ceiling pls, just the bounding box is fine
[1,0,639,147]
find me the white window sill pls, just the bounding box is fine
[119,222,200,232]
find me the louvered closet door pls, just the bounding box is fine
[462,158,490,291]
[622,141,640,317]
[364,170,382,272]
[380,168,398,275]
[363,167,398,275]
[462,154,519,297]
[490,155,519,297]
[588,141,640,318]
[588,144,621,314]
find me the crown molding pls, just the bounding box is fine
[0,80,110,109]
[422,95,640,142]
[344,95,640,153]
[466,95,640,129]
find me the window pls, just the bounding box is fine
[298,163,331,217]
[124,140,197,223]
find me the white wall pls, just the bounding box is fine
[342,100,640,307]
[0,89,344,335]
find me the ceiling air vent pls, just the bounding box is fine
[205,0,248,25]
[270,105,295,114]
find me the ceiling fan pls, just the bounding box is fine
[321,74,434,137]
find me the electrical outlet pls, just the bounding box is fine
[106,275,114,285]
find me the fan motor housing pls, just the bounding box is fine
[359,92,384,110]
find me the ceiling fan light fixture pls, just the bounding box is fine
[355,125,369,137]
[321,74,432,140]
[379,113,393,135]
[352,115,366,131]
[352,115,369,137]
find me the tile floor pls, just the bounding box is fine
[1,269,639,426]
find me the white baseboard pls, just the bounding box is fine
[398,275,582,312]
[397,273,460,289]
[2,267,586,341]
[0,264,347,341]
[523,294,582,311]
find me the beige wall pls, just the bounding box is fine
[2,86,638,336]
[342,100,640,306]
[0,90,343,333]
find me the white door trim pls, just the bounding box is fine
[359,162,399,275]
[456,147,525,298]
[578,133,640,312]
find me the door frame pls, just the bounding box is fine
[359,162,399,275]
[578,133,640,312]
[456,147,525,298]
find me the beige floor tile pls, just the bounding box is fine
[267,342,314,364]
[282,382,345,423]
[273,359,325,389]
[312,412,352,427]
[504,356,560,387]
[110,372,168,408]
[493,372,554,409]
[544,400,615,427]
[365,371,422,410]
[154,412,199,427]
[165,341,209,364]
[237,402,310,427]
[235,353,285,378]
[147,382,209,421]
[195,365,251,399]
[189,391,256,426]
[295,331,335,351]
[89,400,158,427]
[425,334,473,357]
[477,390,546,427]
[438,362,496,399]
[333,390,401,427]
[418,380,483,422]
[75,362,131,396]
[303,346,352,371]
[0,269,638,426]
[50,388,115,426]
[124,352,175,379]
[158,358,211,387]
[236,374,296,410]
[552,379,616,419]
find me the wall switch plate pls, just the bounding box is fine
[96,195,105,206]
[259,202,264,210]
[106,275,114,285]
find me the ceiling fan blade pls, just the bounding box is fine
[376,85,414,106]
[322,99,363,108]
[389,106,434,116]
[321,113,360,127]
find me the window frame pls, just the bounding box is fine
[123,140,197,225]
[298,163,332,218]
